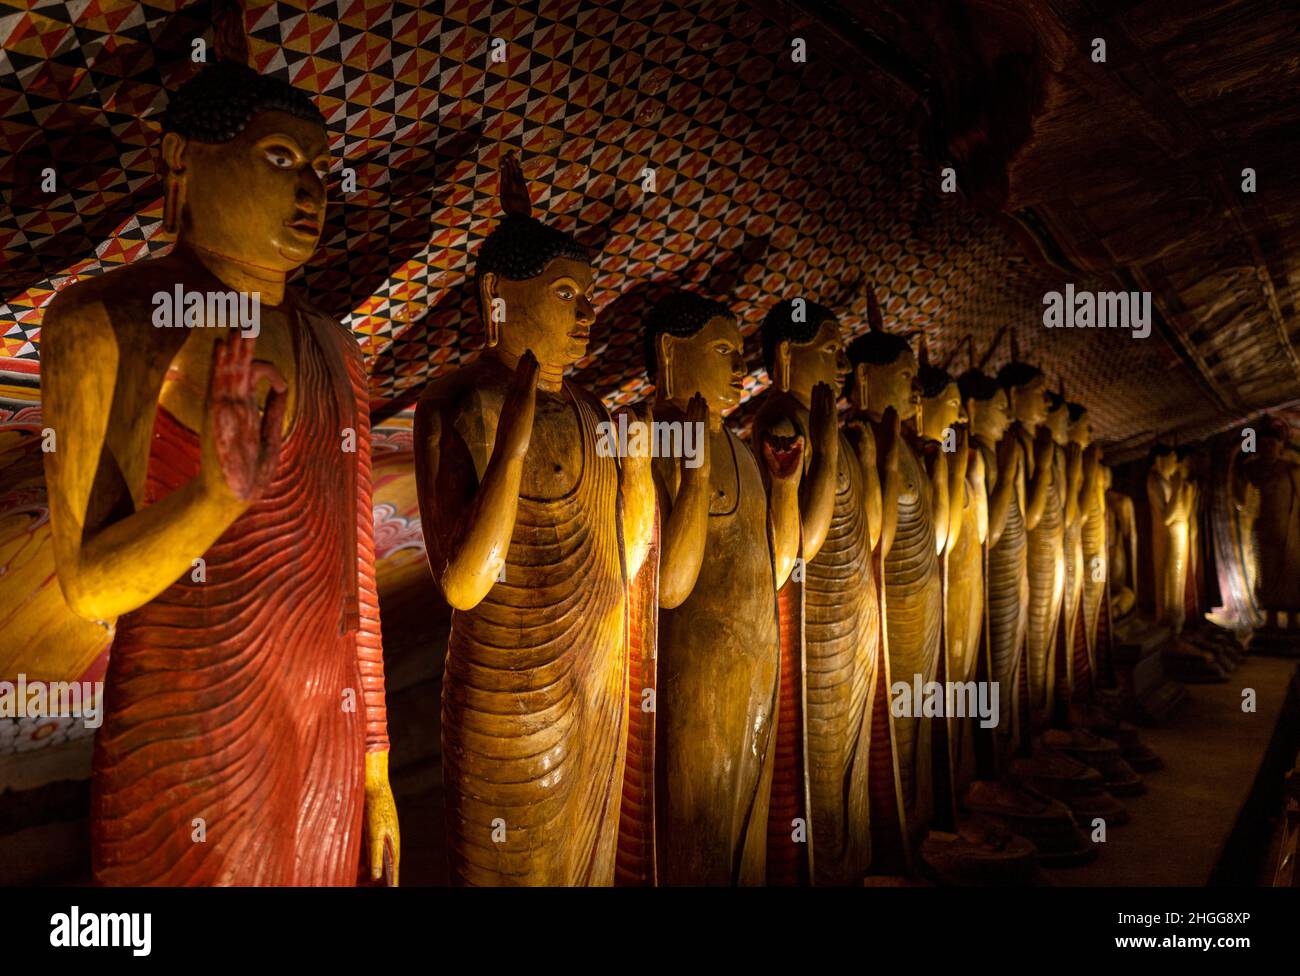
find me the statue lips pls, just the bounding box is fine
[283,214,322,240]
[763,432,804,479]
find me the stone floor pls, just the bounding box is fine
[1041,655,1299,886]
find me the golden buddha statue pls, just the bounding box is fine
[40,62,399,885]
[752,298,893,883]
[413,153,654,886]
[917,349,977,793]
[997,360,1127,822]
[845,315,941,848]
[955,368,1019,753]
[1106,473,1140,623]
[1149,443,1237,680]
[1067,419,1164,774]
[1058,399,1089,702]
[954,368,1095,865]
[1147,445,1194,636]
[1072,407,1107,692]
[639,291,802,886]
[996,361,1059,728]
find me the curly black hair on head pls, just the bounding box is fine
[957,368,1001,403]
[1150,443,1176,459]
[1067,401,1087,423]
[162,60,325,143]
[843,331,913,401]
[918,362,956,400]
[643,291,734,381]
[1046,389,1067,413]
[996,361,1044,392]
[760,299,837,375]
[846,331,913,368]
[474,215,589,286]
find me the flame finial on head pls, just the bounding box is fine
[499,151,533,219]
[865,282,883,332]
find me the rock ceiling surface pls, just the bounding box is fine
[1,0,1297,459]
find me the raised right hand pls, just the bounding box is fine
[1034,424,1055,468]
[810,381,839,463]
[498,350,540,462]
[200,330,287,504]
[880,405,901,475]
[682,392,711,482]
[997,428,1020,478]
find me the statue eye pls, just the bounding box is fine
[265,148,295,169]
[555,285,575,300]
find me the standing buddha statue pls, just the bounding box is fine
[955,369,1094,866]
[997,361,1059,729]
[999,359,1125,825]
[639,291,798,885]
[1071,406,1107,694]
[844,308,941,852]
[916,347,974,796]
[752,298,894,883]
[413,153,654,886]
[40,62,399,885]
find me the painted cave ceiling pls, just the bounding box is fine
[2,0,1299,460]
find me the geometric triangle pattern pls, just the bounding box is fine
[0,0,1187,443]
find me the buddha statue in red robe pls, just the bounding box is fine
[752,298,894,883]
[41,62,399,885]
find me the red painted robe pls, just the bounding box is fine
[91,299,388,886]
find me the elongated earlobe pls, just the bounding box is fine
[163,172,184,238]
[658,334,674,400]
[854,363,869,412]
[777,341,791,392]
[161,132,186,239]
[480,273,499,348]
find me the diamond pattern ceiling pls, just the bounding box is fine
[0,0,1239,444]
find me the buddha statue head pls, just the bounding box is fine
[760,299,848,403]
[845,331,919,420]
[916,338,965,443]
[1067,402,1092,448]
[160,61,329,276]
[996,361,1049,429]
[1043,388,1071,446]
[1176,445,1202,484]
[644,290,744,428]
[474,153,595,387]
[957,368,1011,444]
[1150,444,1178,479]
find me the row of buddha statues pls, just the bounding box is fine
[28,62,1292,886]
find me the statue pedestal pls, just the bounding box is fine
[1108,615,1188,724]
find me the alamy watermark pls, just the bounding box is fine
[152,285,261,338]
[0,674,104,729]
[597,413,705,469]
[891,674,999,729]
[1042,284,1151,339]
